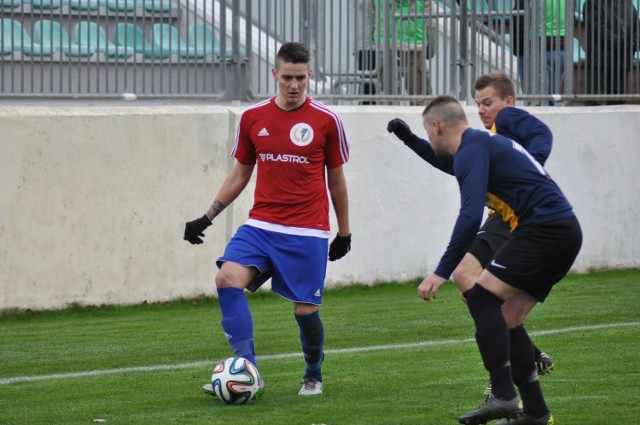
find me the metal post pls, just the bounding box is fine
[231,0,241,100]
[244,0,252,100]
[458,0,468,101]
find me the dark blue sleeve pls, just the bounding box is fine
[402,133,454,175]
[433,140,488,279]
[494,108,552,166]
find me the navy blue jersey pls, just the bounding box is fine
[403,132,454,174]
[493,107,552,166]
[403,106,552,170]
[433,128,575,279]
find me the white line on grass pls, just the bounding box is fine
[1,321,638,386]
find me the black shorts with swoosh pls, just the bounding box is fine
[468,213,511,268]
[485,217,583,302]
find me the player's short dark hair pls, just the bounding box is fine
[422,95,468,126]
[474,72,515,99]
[276,42,310,65]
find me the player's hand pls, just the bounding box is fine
[387,118,414,142]
[328,233,351,261]
[418,274,447,301]
[183,215,212,245]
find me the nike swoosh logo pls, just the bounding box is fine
[477,230,486,235]
[490,260,507,269]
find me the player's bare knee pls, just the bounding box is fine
[215,271,232,289]
[294,302,318,316]
[215,265,241,289]
[452,268,475,294]
[216,262,254,289]
[502,304,528,328]
[504,314,524,329]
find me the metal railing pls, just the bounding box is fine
[1,0,244,99]
[1,0,639,105]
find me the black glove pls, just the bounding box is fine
[328,233,351,261]
[387,118,414,143]
[183,215,212,245]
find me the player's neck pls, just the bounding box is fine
[274,94,307,111]
[450,125,470,155]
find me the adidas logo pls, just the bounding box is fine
[314,289,321,297]
[258,128,270,137]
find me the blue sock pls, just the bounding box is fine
[217,287,257,368]
[295,310,324,381]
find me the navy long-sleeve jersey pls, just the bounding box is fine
[399,107,556,278]
[433,129,575,279]
[402,107,553,172]
[493,107,552,166]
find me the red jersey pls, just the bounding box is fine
[231,97,349,232]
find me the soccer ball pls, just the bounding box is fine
[210,356,261,405]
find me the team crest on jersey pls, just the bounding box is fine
[289,123,314,147]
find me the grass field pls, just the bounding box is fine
[1,269,639,425]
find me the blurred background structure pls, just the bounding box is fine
[2,0,639,105]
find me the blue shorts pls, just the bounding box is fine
[216,224,329,305]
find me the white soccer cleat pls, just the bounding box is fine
[202,383,215,395]
[298,377,323,396]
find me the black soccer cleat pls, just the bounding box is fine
[535,352,555,375]
[458,394,522,425]
[493,412,554,425]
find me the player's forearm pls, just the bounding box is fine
[328,169,351,236]
[332,197,350,237]
[434,214,481,279]
[206,199,227,221]
[206,163,253,221]
[206,186,240,222]
[207,181,247,220]
[404,135,455,175]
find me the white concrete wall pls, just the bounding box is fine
[1,104,639,311]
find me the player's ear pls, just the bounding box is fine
[308,68,313,80]
[271,67,277,80]
[433,119,444,135]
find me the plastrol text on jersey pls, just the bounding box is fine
[259,153,310,164]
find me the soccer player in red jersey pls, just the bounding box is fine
[184,42,351,397]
